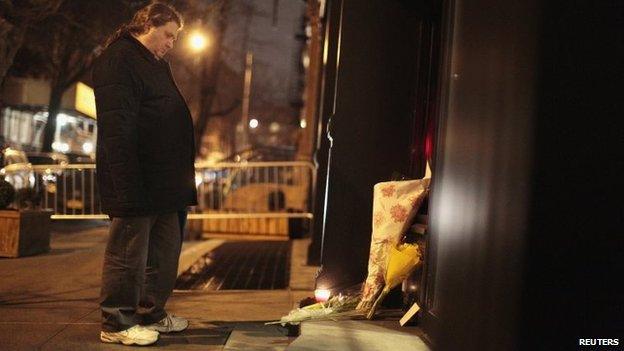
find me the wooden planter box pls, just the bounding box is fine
[0,209,53,258]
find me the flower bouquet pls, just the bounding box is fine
[357,178,429,312]
[365,242,421,319]
[266,287,363,326]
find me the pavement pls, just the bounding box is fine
[0,220,429,350]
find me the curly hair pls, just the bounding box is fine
[104,1,183,48]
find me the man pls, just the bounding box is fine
[92,2,197,346]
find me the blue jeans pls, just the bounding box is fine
[100,212,182,332]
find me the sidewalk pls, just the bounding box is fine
[0,221,429,350]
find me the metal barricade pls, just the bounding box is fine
[30,164,105,219]
[192,161,315,218]
[191,161,316,239]
[3,162,316,236]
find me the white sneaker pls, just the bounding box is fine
[144,314,189,333]
[100,325,159,346]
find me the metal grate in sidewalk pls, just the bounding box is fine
[175,241,291,290]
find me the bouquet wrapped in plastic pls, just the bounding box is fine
[357,178,429,312]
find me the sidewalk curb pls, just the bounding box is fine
[177,239,225,277]
[289,238,318,291]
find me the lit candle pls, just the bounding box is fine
[314,289,331,302]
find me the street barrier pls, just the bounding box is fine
[29,164,103,219]
[191,161,316,239]
[3,161,316,238]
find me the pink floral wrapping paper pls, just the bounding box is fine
[357,178,430,310]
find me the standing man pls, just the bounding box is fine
[92,2,197,346]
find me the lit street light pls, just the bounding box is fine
[249,118,259,129]
[188,31,209,53]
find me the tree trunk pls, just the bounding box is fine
[0,20,27,87]
[193,2,229,156]
[194,59,220,155]
[41,86,64,152]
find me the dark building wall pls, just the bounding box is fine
[315,0,422,289]
[315,0,622,348]
[308,0,342,266]
[522,0,624,348]
[426,0,538,349]
[427,0,623,350]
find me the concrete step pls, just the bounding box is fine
[287,319,431,351]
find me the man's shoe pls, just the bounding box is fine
[100,325,159,346]
[144,314,189,333]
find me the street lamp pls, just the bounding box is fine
[249,118,259,129]
[188,31,209,53]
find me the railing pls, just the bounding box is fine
[26,164,103,219]
[192,161,315,220]
[2,162,316,226]
[191,161,315,238]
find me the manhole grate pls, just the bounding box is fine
[175,241,291,290]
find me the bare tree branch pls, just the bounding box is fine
[0,0,64,85]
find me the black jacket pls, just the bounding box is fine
[93,34,197,217]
